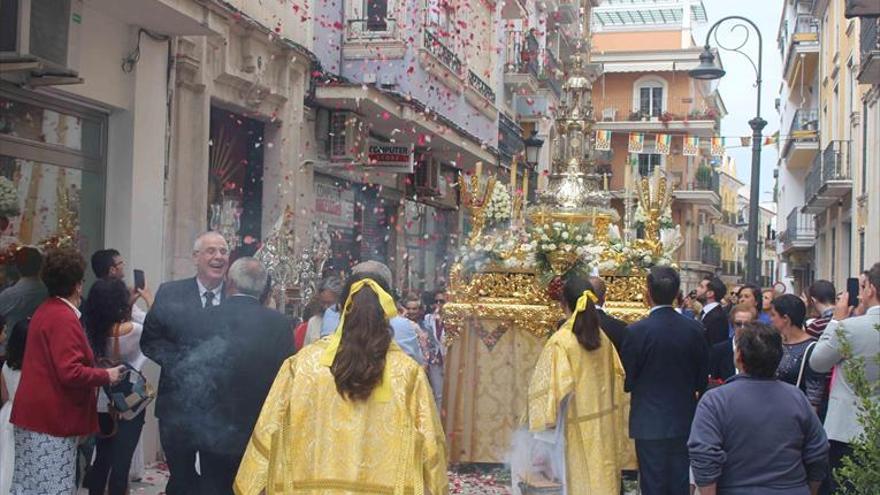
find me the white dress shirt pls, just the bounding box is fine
[196,279,224,308]
[56,296,82,319]
[649,304,674,314]
[700,301,720,320]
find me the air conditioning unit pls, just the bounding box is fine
[413,154,441,197]
[328,111,367,163]
[0,0,84,86]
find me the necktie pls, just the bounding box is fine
[204,290,215,308]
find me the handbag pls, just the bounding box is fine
[795,341,818,390]
[98,323,155,436]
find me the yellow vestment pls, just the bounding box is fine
[235,340,448,495]
[527,318,637,492]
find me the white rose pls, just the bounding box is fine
[561,232,570,240]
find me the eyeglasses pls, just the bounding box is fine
[733,321,748,328]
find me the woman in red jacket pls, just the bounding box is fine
[10,248,124,495]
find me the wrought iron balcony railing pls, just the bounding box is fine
[504,30,540,79]
[701,241,722,268]
[780,207,815,251]
[423,29,462,75]
[858,17,880,84]
[468,70,495,103]
[805,140,851,203]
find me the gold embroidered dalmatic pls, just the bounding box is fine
[527,321,637,492]
[234,340,448,495]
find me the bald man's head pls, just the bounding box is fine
[589,276,607,306]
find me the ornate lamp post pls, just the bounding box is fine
[689,16,766,285]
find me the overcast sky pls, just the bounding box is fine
[695,0,783,202]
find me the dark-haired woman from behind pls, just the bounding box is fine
[235,272,447,495]
[83,278,149,495]
[522,274,635,492]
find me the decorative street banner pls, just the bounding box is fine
[595,130,611,151]
[628,133,644,153]
[710,136,725,157]
[655,133,671,155]
[683,135,700,156]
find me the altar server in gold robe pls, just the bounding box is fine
[526,274,636,493]
[235,273,448,495]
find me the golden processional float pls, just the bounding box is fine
[441,48,683,467]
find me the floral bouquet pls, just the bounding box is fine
[530,221,597,284]
[0,176,20,217]
[484,183,512,228]
[456,227,535,276]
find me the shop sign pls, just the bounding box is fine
[366,140,413,174]
[315,177,355,228]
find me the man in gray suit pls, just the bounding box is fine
[809,262,880,492]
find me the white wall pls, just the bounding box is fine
[55,4,170,464]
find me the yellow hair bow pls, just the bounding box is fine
[574,289,599,314]
[320,278,398,402]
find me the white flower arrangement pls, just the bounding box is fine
[456,228,534,274]
[484,184,512,227]
[0,177,20,217]
[633,203,675,230]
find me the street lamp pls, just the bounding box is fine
[688,16,766,285]
[524,130,544,167]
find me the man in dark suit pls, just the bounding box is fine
[141,231,229,495]
[589,276,627,356]
[696,275,729,346]
[621,266,709,495]
[192,257,295,495]
[709,304,757,383]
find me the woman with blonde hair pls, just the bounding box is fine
[235,272,447,494]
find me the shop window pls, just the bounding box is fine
[0,89,106,285]
[208,107,264,257]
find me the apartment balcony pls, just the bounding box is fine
[503,30,540,93]
[593,96,720,136]
[465,70,498,119]
[802,140,853,214]
[674,168,721,206]
[539,50,563,99]
[701,241,722,268]
[780,108,819,169]
[721,260,743,277]
[846,0,880,17]
[778,207,815,256]
[782,14,820,87]
[418,29,463,92]
[343,18,406,58]
[858,17,880,84]
[498,112,525,164]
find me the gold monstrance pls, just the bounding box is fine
[442,31,680,470]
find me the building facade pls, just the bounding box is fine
[1,0,315,465]
[776,0,880,293]
[590,0,742,291]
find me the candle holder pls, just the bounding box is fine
[458,173,496,247]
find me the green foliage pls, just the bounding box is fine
[834,321,880,493]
